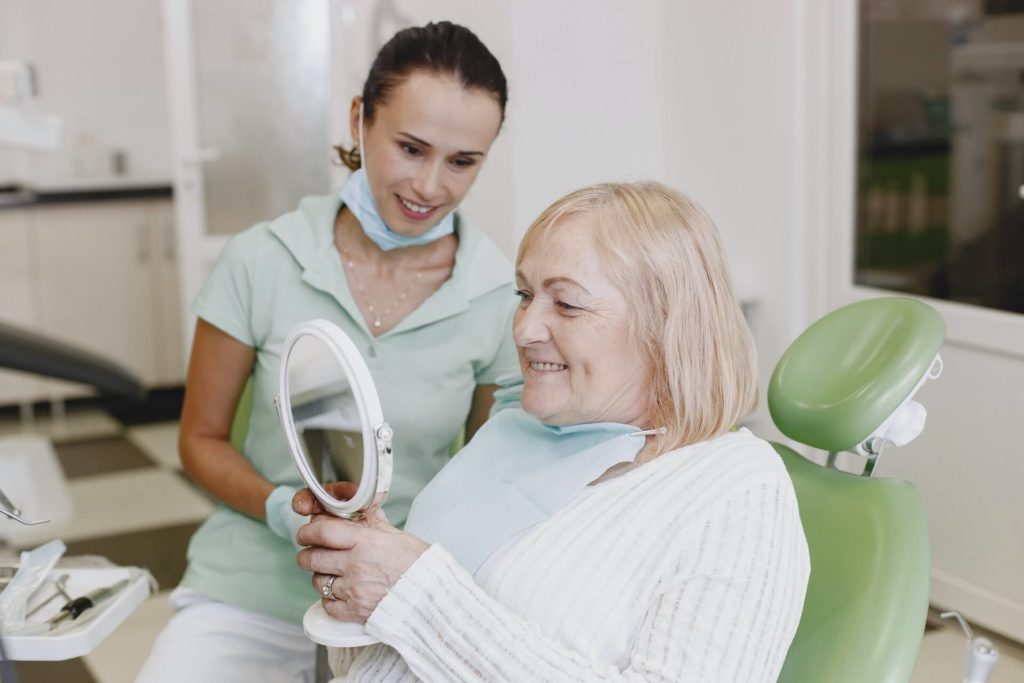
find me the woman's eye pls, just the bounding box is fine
[451,157,476,169]
[556,301,580,312]
[513,289,532,305]
[400,143,422,156]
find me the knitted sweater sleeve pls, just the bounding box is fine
[364,476,809,682]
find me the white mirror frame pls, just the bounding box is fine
[275,319,392,519]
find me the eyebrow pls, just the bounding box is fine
[398,132,486,157]
[515,270,591,294]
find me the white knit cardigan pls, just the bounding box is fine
[330,429,810,682]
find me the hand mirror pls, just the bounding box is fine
[276,319,392,647]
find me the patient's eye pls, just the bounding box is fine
[556,300,580,312]
[513,289,533,306]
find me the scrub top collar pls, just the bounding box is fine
[267,193,513,338]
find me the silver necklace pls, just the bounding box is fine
[338,242,423,329]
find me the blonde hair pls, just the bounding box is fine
[517,181,758,454]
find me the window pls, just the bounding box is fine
[857,1,1024,314]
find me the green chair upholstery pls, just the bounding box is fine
[769,297,945,453]
[772,298,945,683]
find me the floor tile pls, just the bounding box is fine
[914,625,1024,682]
[0,409,121,444]
[14,656,97,683]
[14,469,213,548]
[125,422,180,470]
[55,437,155,479]
[83,589,175,683]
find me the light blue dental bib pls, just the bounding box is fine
[404,409,646,573]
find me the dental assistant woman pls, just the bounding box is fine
[136,22,517,683]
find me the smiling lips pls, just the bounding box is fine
[397,194,439,220]
[529,361,567,372]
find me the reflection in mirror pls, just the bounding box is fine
[287,334,364,500]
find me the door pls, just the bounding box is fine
[162,0,333,358]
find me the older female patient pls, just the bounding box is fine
[295,181,810,682]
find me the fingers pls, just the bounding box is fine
[292,482,360,516]
[297,515,363,550]
[323,481,359,500]
[322,595,365,623]
[311,573,367,623]
[291,488,323,516]
[312,572,342,600]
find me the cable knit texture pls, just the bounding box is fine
[329,429,809,682]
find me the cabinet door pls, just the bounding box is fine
[153,200,186,385]
[0,209,44,404]
[31,202,162,392]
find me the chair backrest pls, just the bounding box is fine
[774,443,929,682]
[771,297,944,683]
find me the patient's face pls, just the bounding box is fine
[513,216,650,426]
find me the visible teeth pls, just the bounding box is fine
[399,196,432,214]
[530,362,567,372]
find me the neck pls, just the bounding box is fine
[336,207,452,272]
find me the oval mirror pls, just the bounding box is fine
[276,319,393,646]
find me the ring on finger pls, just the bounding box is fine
[321,574,339,601]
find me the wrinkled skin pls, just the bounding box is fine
[293,487,429,622]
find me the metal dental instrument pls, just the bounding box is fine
[26,574,71,618]
[0,488,49,526]
[47,579,130,626]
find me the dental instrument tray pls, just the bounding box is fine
[2,565,151,660]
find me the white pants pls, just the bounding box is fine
[135,588,316,683]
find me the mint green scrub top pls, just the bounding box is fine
[179,194,519,623]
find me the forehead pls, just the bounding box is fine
[518,216,617,291]
[374,71,502,149]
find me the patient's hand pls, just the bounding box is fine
[296,508,429,623]
[291,482,359,516]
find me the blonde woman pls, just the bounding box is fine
[297,182,810,682]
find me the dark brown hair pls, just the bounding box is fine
[335,21,508,170]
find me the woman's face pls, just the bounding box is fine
[351,71,503,236]
[513,217,651,426]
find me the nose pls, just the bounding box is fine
[411,159,444,202]
[513,301,551,347]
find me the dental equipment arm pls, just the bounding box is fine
[0,322,143,399]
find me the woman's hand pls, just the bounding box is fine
[296,507,429,623]
[291,483,359,516]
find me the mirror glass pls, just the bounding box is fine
[286,333,364,500]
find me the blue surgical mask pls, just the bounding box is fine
[338,104,456,251]
[404,409,654,573]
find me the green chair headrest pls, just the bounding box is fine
[768,298,945,453]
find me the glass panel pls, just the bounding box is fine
[857,1,1024,314]
[194,0,330,235]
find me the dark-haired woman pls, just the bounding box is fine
[136,22,517,683]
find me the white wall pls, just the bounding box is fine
[396,1,803,424]
[0,0,170,186]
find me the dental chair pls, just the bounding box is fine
[770,297,945,683]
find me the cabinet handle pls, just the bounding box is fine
[137,223,150,262]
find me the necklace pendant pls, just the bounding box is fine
[373,319,382,328]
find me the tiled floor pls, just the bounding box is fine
[3,408,1024,683]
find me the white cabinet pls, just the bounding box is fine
[0,198,184,405]
[0,209,44,405]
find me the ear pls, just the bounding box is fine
[348,96,363,150]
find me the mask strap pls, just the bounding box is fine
[358,102,367,172]
[629,427,667,437]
